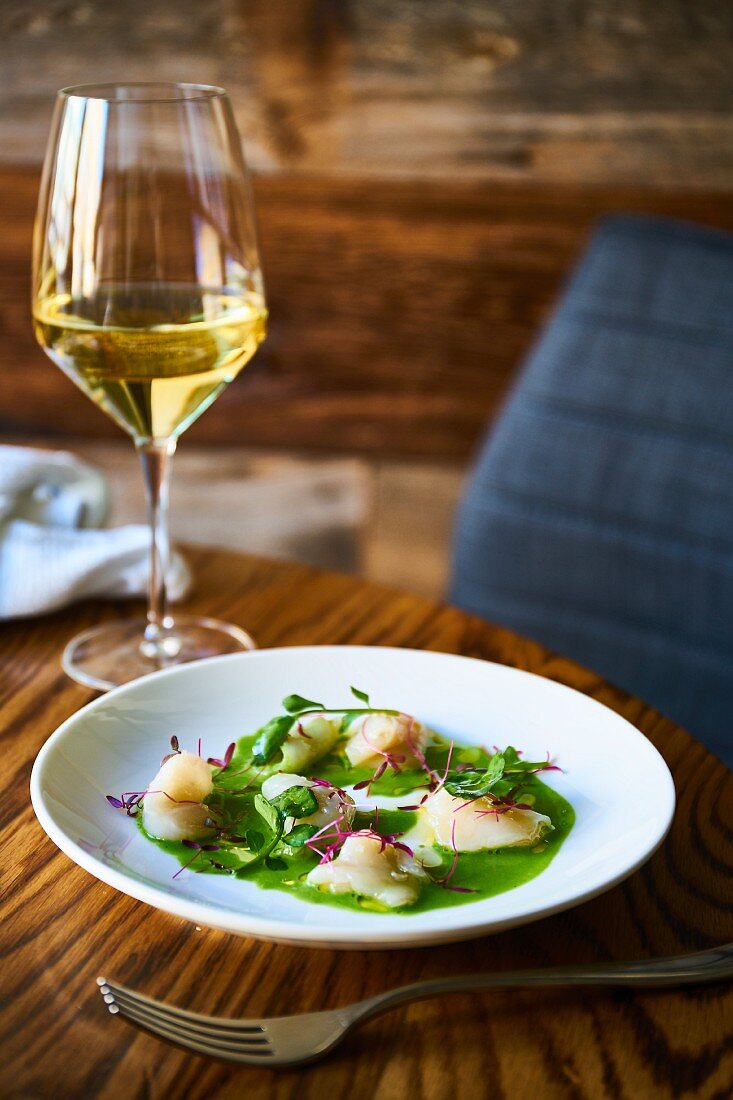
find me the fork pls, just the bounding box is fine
[97,942,733,1067]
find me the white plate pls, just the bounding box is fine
[30,646,675,950]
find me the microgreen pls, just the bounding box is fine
[352,750,406,792]
[298,808,414,867]
[264,856,288,871]
[269,785,319,820]
[232,784,320,875]
[421,818,476,894]
[105,789,148,815]
[285,823,319,847]
[338,711,363,733]
[207,742,236,770]
[250,714,297,765]
[172,838,220,879]
[244,828,265,852]
[283,694,324,713]
[249,687,400,765]
[444,750,505,799]
[254,793,280,833]
[443,746,560,801]
[234,795,285,876]
[181,839,220,853]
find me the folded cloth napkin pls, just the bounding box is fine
[0,445,190,619]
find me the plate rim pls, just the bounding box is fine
[30,645,677,949]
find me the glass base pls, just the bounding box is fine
[62,615,256,692]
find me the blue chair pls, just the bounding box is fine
[450,215,733,765]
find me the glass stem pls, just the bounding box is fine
[137,438,177,659]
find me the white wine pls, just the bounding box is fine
[33,285,268,442]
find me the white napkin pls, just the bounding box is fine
[0,445,190,619]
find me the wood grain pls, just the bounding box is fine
[4,166,733,458]
[0,0,731,187]
[1,547,731,1099]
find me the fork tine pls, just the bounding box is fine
[108,999,275,1062]
[99,980,266,1037]
[108,994,271,1047]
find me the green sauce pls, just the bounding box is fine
[140,732,575,914]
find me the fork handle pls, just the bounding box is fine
[349,943,733,1025]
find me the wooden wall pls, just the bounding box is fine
[1,0,732,459]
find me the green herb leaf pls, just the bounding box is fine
[235,811,284,878]
[282,694,324,714]
[286,823,319,847]
[484,750,506,784]
[244,828,265,853]
[269,785,319,820]
[264,856,288,871]
[339,710,363,733]
[350,686,370,705]
[488,779,513,800]
[251,714,294,765]
[502,749,554,776]
[444,750,506,799]
[254,793,280,833]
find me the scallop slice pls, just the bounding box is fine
[306,833,425,908]
[278,715,340,772]
[142,750,214,842]
[343,712,428,768]
[423,787,552,851]
[260,773,355,833]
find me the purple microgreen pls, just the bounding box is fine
[172,849,202,879]
[207,742,236,770]
[398,792,430,812]
[304,820,413,866]
[105,788,152,816]
[350,719,414,794]
[426,818,461,890]
[170,735,179,752]
[391,841,414,856]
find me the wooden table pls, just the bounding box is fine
[2,548,732,1099]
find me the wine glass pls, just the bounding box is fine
[32,83,267,691]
